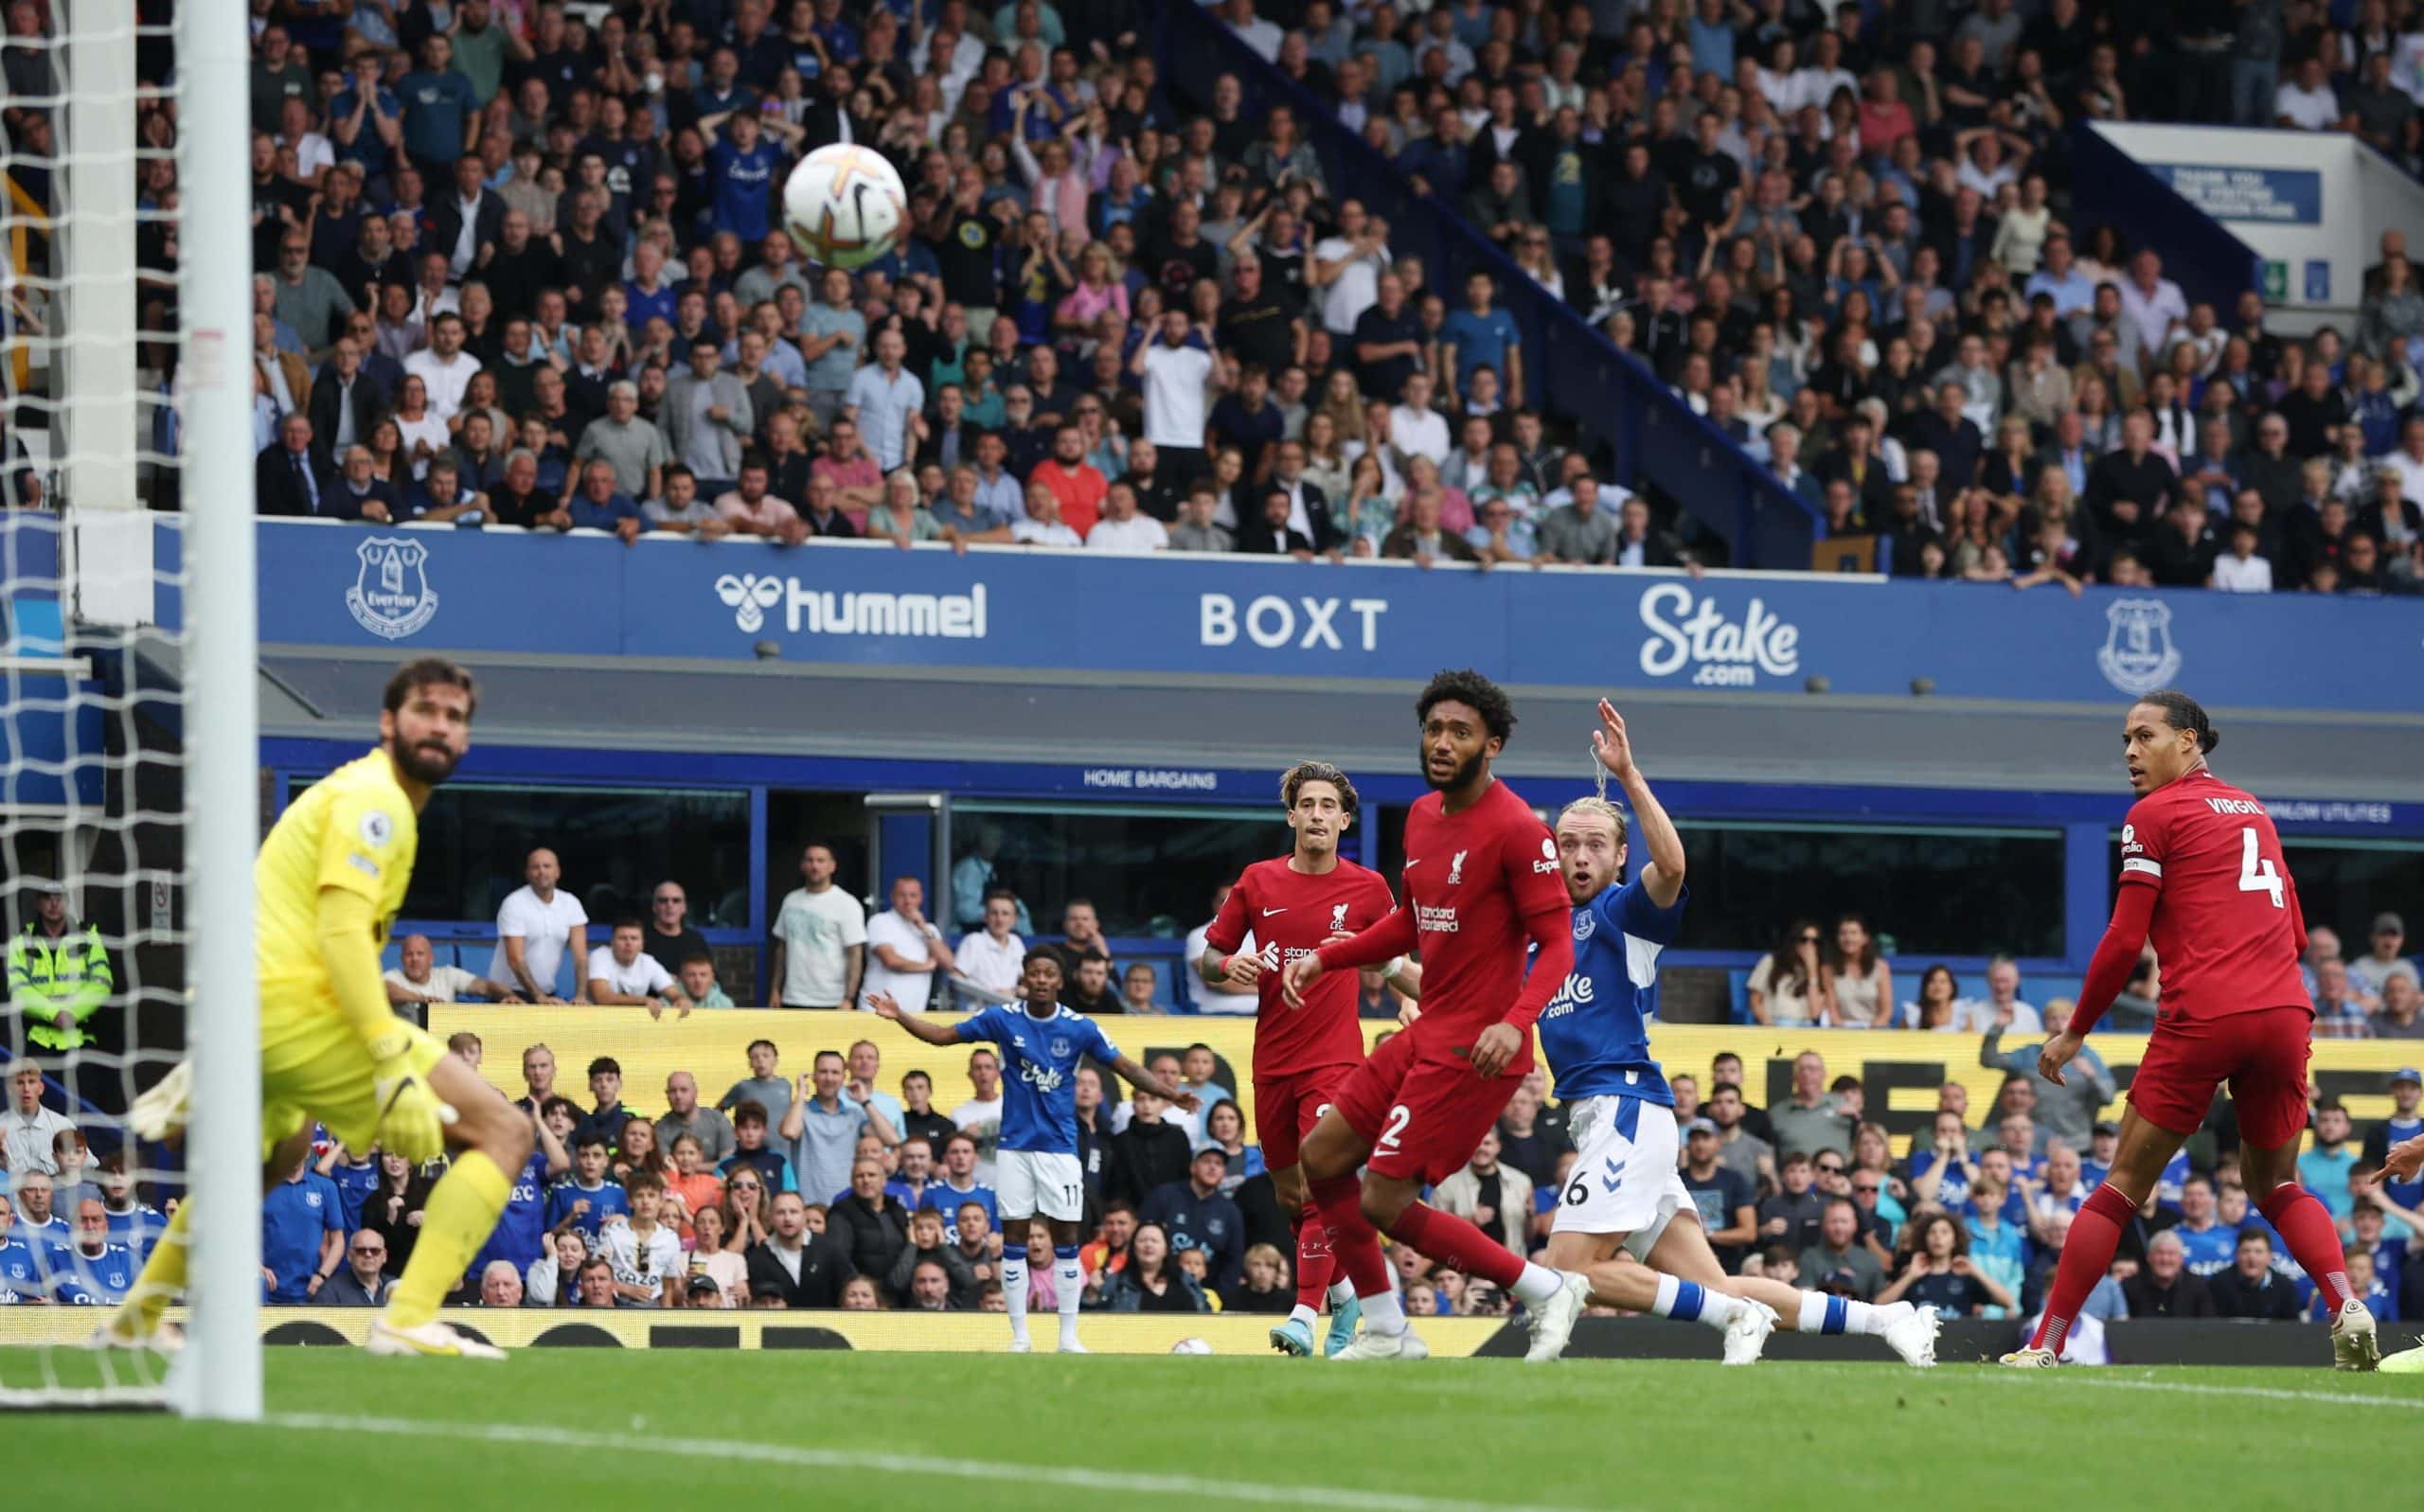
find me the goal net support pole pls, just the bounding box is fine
[171,0,262,1422]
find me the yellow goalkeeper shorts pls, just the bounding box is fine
[258,982,448,1157]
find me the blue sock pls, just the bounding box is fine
[1651,1272,1704,1322]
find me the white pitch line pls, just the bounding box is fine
[1982,1371,2424,1411]
[269,1412,1601,1512]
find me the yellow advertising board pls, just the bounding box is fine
[429,1008,2420,1156]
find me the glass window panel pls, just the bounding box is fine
[954,803,1292,937]
[289,778,750,926]
[2111,835,2424,952]
[1675,822,2064,957]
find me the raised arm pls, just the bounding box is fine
[868,991,966,1045]
[1591,698,1683,907]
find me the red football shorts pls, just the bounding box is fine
[2127,1004,2315,1148]
[1255,1065,1356,1173]
[1331,1025,1523,1185]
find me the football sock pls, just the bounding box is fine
[1309,1174,1395,1298]
[1329,1278,1357,1308]
[1652,1272,1746,1330]
[1293,1204,1336,1313]
[2259,1183,2357,1312]
[1054,1245,1084,1346]
[112,1197,192,1337]
[385,1149,509,1330]
[1387,1201,1525,1291]
[1360,1287,1408,1336]
[1509,1262,1566,1307]
[1794,1291,1886,1335]
[2027,1181,2134,1354]
[1000,1253,1030,1343]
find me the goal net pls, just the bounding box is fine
[0,0,259,1414]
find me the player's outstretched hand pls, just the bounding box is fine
[2037,1030,2086,1087]
[1396,998,1422,1029]
[866,991,902,1021]
[1468,1023,1522,1078]
[2382,1132,2424,1184]
[1591,698,1636,781]
[1167,1089,1203,1113]
[1281,953,1325,1008]
[368,1031,457,1164]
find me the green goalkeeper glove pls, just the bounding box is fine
[367,1029,456,1163]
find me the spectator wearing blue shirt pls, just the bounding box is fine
[1143,1147,1248,1293]
[1441,273,1523,410]
[700,108,796,245]
[97,1159,168,1264]
[0,1192,44,1302]
[545,1134,632,1248]
[2170,1176,2238,1276]
[320,1145,382,1233]
[329,53,404,184]
[261,1154,348,1303]
[780,1050,900,1204]
[396,35,477,183]
[568,459,649,543]
[2298,1100,2360,1221]
[845,328,927,472]
[48,1200,140,1306]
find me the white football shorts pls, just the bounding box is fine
[995,1148,1085,1223]
[1552,1093,1694,1259]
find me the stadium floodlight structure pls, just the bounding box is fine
[0,0,259,1417]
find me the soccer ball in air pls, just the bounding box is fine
[1170,1337,1214,1355]
[783,143,908,271]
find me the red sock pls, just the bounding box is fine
[1292,1202,1336,1311]
[1310,1174,1393,1299]
[2028,1182,2134,1354]
[2260,1183,2357,1311]
[1390,1201,1524,1290]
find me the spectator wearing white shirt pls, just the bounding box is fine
[2116,250,2190,365]
[2209,522,2274,592]
[588,917,680,1009]
[860,876,957,1013]
[1011,481,1083,546]
[1952,956,2045,1036]
[953,890,1028,1004]
[401,311,481,421]
[3,1063,74,1175]
[1183,884,1259,1015]
[487,847,590,1003]
[2274,57,2346,131]
[1132,308,1221,483]
[384,932,525,1009]
[1388,372,1452,468]
[844,328,925,471]
[1086,481,1169,550]
[770,840,865,1009]
[1310,199,1391,337]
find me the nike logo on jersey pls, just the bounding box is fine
[1261,908,1288,916]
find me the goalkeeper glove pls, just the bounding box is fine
[368,1030,456,1163]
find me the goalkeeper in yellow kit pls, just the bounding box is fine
[101,657,531,1360]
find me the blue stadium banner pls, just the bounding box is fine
[2146,164,2324,225]
[2,517,2414,714]
[205,520,2424,713]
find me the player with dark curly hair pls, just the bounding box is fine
[1283,669,1587,1362]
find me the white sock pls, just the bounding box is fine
[1054,1251,1083,1345]
[1000,1254,1029,1343]
[1328,1279,1356,1309]
[1794,1291,1885,1335]
[1288,1303,1319,1328]
[1651,1271,1745,1330]
[1361,1288,1407,1336]
[1510,1262,1565,1307]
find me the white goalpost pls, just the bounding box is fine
[0,0,258,1415]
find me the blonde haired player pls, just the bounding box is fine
[98,658,533,1360]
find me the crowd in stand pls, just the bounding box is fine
[132,0,2416,586]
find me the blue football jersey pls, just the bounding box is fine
[2174,1220,2238,1276]
[468,1149,555,1283]
[544,1177,630,1244]
[0,1235,43,1302]
[327,1156,381,1233]
[104,1203,169,1263]
[955,1003,1120,1154]
[1535,880,1687,1105]
[48,1241,137,1306]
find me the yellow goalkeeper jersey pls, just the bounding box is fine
[255,748,418,1009]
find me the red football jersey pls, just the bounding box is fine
[1397,778,1568,1068]
[1204,856,1396,1080]
[2118,769,2309,1023]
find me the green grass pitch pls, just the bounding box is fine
[12,1351,2424,1508]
